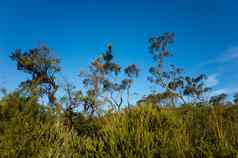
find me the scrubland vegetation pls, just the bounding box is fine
[0,33,238,157]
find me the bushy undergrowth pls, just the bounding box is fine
[0,100,238,158]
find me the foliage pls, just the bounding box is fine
[10,45,60,107]
[209,93,228,105]
[233,92,238,104]
[148,33,210,105]
[79,44,139,114]
[60,82,84,129]
[1,97,238,158]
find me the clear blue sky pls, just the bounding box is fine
[0,0,238,101]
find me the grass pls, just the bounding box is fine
[0,101,238,158]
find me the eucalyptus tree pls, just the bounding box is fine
[123,64,139,108]
[10,45,60,108]
[60,82,84,128]
[0,88,7,98]
[79,44,121,114]
[233,92,238,104]
[183,74,211,103]
[148,32,210,106]
[209,93,227,105]
[80,44,139,113]
[148,32,185,104]
[137,91,178,107]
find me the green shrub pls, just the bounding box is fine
[1,101,238,158]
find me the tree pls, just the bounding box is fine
[10,45,60,108]
[79,44,121,114]
[148,32,210,106]
[137,90,179,107]
[148,32,186,104]
[99,64,139,111]
[209,93,227,105]
[0,88,7,98]
[60,82,83,129]
[80,44,139,113]
[183,74,211,103]
[233,92,238,104]
[123,64,139,108]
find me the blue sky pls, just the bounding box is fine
[0,0,238,101]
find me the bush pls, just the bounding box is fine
[0,101,238,158]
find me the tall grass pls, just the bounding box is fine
[0,102,238,158]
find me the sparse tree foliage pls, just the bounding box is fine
[10,45,60,107]
[148,33,210,106]
[123,64,139,107]
[60,82,83,129]
[79,45,139,113]
[148,32,186,104]
[209,93,227,105]
[138,90,179,107]
[183,74,211,103]
[79,44,121,114]
[0,88,7,97]
[233,92,238,104]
